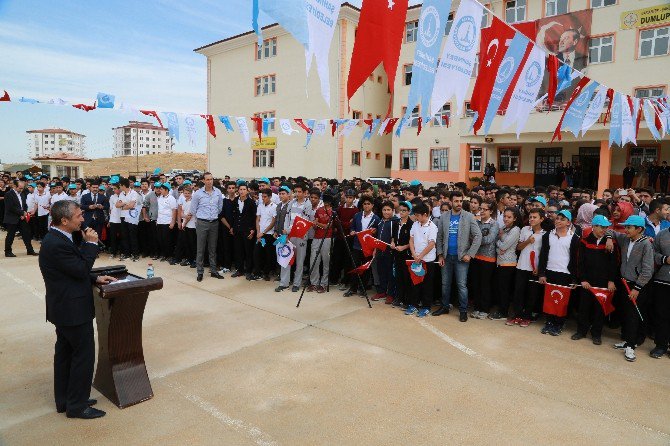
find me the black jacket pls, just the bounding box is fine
[39,229,99,327]
[576,233,620,287]
[80,192,109,227]
[232,197,257,234]
[3,189,27,225]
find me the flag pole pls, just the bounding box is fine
[620,279,644,322]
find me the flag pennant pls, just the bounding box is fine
[431,0,483,119]
[395,117,409,136]
[357,229,388,257]
[201,114,216,138]
[0,90,10,101]
[279,119,299,135]
[164,112,180,141]
[542,283,572,317]
[48,98,69,106]
[643,99,662,141]
[383,117,398,135]
[581,85,607,136]
[331,119,347,136]
[288,215,313,239]
[551,76,591,142]
[363,118,381,140]
[236,117,251,143]
[305,0,341,105]
[621,94,636,147]
[482,32,529,135]
[276,240,296,269]
[273,234,288,246]
[140,110,163,127]
[313,119,328,136]
[184,116,198,147]
[96,92,115,109]
[404,0,451,122]
[294,118,313,134]
[218,115,235,132]
[502,45,546,138]
[250,117,263,140]
[602,88,615,125]
[349,260,373,276]
[73,102,96,112]
[406,260,427,285]
[378,118,390,136]
[608,92,623,148]
[633,97,643,139]
[19,97,40,104]
[253,0,309,48]
[347,0,409,115]
[304,119,316,146]
[545,54,559,110]
[589,287,615,316]
[562,81,599,138]
[262,118,275,136]
[341,119,359,137]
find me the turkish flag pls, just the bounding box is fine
[382,118,398,135]
[140,110,164,128]
[349,260,372,276]
[347,0,408,115]
[542,283,572,317]
[406,260,426,285]
[250,117,263,139]
[72,102,96,112]
[0,90,10,101]
[589,287,615,316]
[201,114,217,138]
[603,88,615,125]
[546,55,559,109]
[288,215,313,239]
[357,228,387,257]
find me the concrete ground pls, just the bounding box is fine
[1,236,669,445]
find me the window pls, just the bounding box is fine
[629,147,658,168]
[377,76,383,84]
[431,149,449,171]
[404,64,413,85]
[545,0,567,17]
[385,155,393,169]
[444,12,454,36]
[375,153,381,161]
[591,0,615,7]
[634,87,666,99]
[253,149,275,168]
[499,148,520,172]
[405,21,418,43]
[352,151,361,166]
[481,5,490,28]
[432,103,451,126]
[407,106,420,127]
[465,101,475,117]
[400,149,417,170]
[253,111,276,132]
[352,110,362,120]
[255,75,276,96]
[256,38,277,60]
[589,35,614,64]
[505,0,526,23]
[366,151,372,159]
[639,27,669,58]
[470,147,483,171]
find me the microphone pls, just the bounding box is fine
[80,224,106,249]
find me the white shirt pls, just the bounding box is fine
[119,189,139,220]
[410,220,438,262]
[109,194,122,224]
[50,192,67,205]
[517,226,545,272]
[157,194,177,225]
[361,211,374,230]
[35,191,51,216]
[179,196,196,229]
[646,218,661,236]
[14,189,24,209]
[546,230,573,274]
[257,201,277,235]
[26,192,36,213]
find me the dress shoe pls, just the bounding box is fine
[66,406,106,419]
[210,272,225,279]
[343,290,356,297]
[231,271,244,278]
[459,312,468,322]
[27,251,38,256]
[571,332,586,341]
[291,286,299,292]
[197,273,203,282]
[57,398,97,413]
[5,252,16,258]
[431,306,450,316]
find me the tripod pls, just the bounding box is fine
[296,210,371,308]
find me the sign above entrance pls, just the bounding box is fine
[620,4,670,30]
[251,137,277,150]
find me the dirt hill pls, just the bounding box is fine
[86,153,207,177]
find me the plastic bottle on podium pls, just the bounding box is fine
[147,263,154,279]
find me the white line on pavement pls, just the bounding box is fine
[1,266,44,301]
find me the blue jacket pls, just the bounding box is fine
[351,211,381,250]
[644,217,670,239]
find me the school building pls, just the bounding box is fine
[195,0,670,194]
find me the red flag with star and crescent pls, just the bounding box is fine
[349,260,373,276]
[542,283,572,317]
[589,287,615,316]
[288,215,313,239]
[357,228,388,257]
[347,0,408,116]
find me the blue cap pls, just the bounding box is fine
[28,183,36,188]
[134,181,141,187]
[99,185,106,191]
[26,175,33,180]
[401,201,413,212]
[279,185,291,194]
[409,180,421,186]
[183,180,192,185]
[153,168,161,174]
[591,215,611,227]
[236,179,246,186]
[154,181,162,187]
[67,184,76,190]
[557,210,572,221]
[530,196,547,207]
[160,183,171,190]
[623,215,645,228]
[110,176,119,184]
[258,177,270,184]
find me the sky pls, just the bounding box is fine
[0,0,371,163]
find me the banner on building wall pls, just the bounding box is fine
[252,137,277,149]
[305,0,340,105]
[620,4,670,30]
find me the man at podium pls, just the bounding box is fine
[38,200,116,419]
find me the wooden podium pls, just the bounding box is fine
[91,265,163,409]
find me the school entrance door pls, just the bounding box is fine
[534,148,563,187]
[576,147,599,190]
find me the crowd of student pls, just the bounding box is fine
[2,170,670,364]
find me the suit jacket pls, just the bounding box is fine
[232,197,257,234]
[435,210,482,260]
[351,211,381,250]
[39,229,99,327]
[80,192,109,226]
[3,189,27,225]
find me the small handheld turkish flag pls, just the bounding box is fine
[349,260,372,276]
[542,283,572,317]
[589,287,615,316]
[288,215,313,239]
[406,260,426,285]
[357,229,387,257]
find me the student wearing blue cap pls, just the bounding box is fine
[650,224,670,358]
[606,214,655,362]
[66,184,80,204]
[116,178,141,261]
[571,215,618,346]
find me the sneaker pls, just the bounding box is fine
[541,322,552,334]
[505,318,521,326]
[306,285,316,292]
[613,341,629,350]
[649,347,667,359]
[274,286,288,292]
[404,305,418,316]
[470,311,482,319]
[249,275,262,281]
[518,319,531,328]
[571,332,586,341]
[118,255,128,261]
[180,260,190,267]
[459,312,468,322]
[417,308,431,318]
[384,295,394,305]
[371,293,385,302]
[391,299,402,307]
[549,325,561,336]
[338,283,349,291]
[488,312,506,321]
[592,337,602,345]
[316,286,326,294]
[221,268,231,273]
[291,286,299,292]
[476,312,488,320]
[624,346,636,362]
[132,256,140,262]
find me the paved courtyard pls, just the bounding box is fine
[1,237,669,445]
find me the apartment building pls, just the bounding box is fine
[196,0,670,192]
[113,121,174,157]
[26,128,86,158]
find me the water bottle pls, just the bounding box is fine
[147,263,154,279]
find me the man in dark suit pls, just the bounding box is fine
[4,178,37,257]
[80,182,109,237]
[38,200,116,419]
[623,163,636,189]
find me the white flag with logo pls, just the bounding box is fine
[581,85,607,136]
[341,119,359,137]
[621,95,636,146]
[236,117,250,143]
[502,45,545,138]
[279,119,299,135]
[378,118,390,136]
[430,0,483,118]
[313,119,329,136]
[305,0,340,106]
[276,240,296,268]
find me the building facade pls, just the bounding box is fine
[112,121,174,157]
[26,128,86,158]
[197,0,670,193]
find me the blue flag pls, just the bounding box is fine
[19,97,40,104]
[96,92,115,109]
[482,32,529,135]
[404,0,451,122]
[609,92,623,148]
[262,118,275,136]
[253,0,309,48]
[395,117,408,137]
[218,115,234,132]
[555,64,578,98]
[163,112,180,141]
[305,119,316,147]
[363,118,381,140]
[273,234,287,246]
[562,81,599,138]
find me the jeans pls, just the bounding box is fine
[441,255,469,312]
